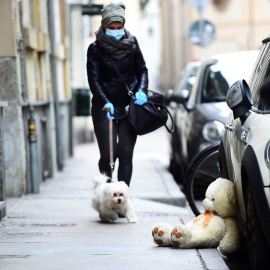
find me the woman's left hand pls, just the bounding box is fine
[134,92,147,105]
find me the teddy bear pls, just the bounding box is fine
[151,178,240,256]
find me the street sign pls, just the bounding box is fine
[81,4,103,16]
[188,0,211,14]
[189,19,215,47]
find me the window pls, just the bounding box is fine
[249,43,270,110]
[201,63,228,103]
[201,54,258,103]
[182,66,199,93]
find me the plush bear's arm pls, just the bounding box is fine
[219,218,240,256]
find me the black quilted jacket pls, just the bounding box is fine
[86,37,148,120]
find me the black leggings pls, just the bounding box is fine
[93,118,137,186]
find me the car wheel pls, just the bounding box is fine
[218,140,229,179]
[185,143,220,216]
[169,156,183,185]
[245,183,270,269]
[169,157,176,177]
[170,130,184,184]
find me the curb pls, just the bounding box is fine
[152,161,186,207]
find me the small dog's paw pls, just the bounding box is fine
[126,209,138,223]
[152,223,172,246]
[128,215,138,223]
[99,215,111,223]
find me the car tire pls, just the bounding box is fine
[169,157,183,185]
[169,157,177,177]
[172,130,184,184]
[218,140,229,179]
[245,183,270,269]
[185,143,220,216]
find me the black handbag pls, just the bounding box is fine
[128,90,174,135]
[108,57,174,135]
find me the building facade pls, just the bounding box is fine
[0,0,72,196]
[160,0,270,91]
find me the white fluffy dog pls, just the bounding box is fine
[92,174,137,223]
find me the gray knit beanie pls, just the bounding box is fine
[101,2,125,28]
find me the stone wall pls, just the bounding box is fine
[0,58,26,196]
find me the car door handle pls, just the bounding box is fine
[225,124,235,131]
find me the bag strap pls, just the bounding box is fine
[107,56,134,96]
[107,53,175,134]
[150,103,175,133]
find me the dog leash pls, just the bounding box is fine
[109,116,114,176]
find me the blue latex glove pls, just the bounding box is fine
[103,103,114,120]
[134,91,147,105]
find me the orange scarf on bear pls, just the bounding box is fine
[193,211,218,226]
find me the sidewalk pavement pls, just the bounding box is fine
[0,128,230,270]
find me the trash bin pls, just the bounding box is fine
[74,88,91,116]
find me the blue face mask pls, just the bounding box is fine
[105,29,125,41]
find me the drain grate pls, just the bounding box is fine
[0,255,29,259]
[7,233,50,236]
[30,223,76,227]
[137,212,181,217]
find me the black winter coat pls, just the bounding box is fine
[86,37,148,120]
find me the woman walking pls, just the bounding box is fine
[87,2,148,186]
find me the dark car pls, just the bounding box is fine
[166,51,259,186]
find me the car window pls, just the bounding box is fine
[201,63,229,102]
[201,57,257,103]
[174,72,184,93]
[182,66,199,93]
[201,56,255,103]
[249,43,270,110]
[201,57,255,102]
[175,65,199,95]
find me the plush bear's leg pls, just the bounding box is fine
[219,218,240,256]
[152,223,173,246]
[170,224,193,248]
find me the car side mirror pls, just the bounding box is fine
[164,89,175,104]
[226,79,253,124]
[171,89,190,104]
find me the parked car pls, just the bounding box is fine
[166,51,259,186]
[165,60,201,182]
[219,37,270,268]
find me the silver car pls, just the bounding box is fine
[220,37,270,268]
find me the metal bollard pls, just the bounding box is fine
[0,102,7,220]
[28,111,40,193]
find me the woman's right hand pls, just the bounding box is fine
[103,103,114,120]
